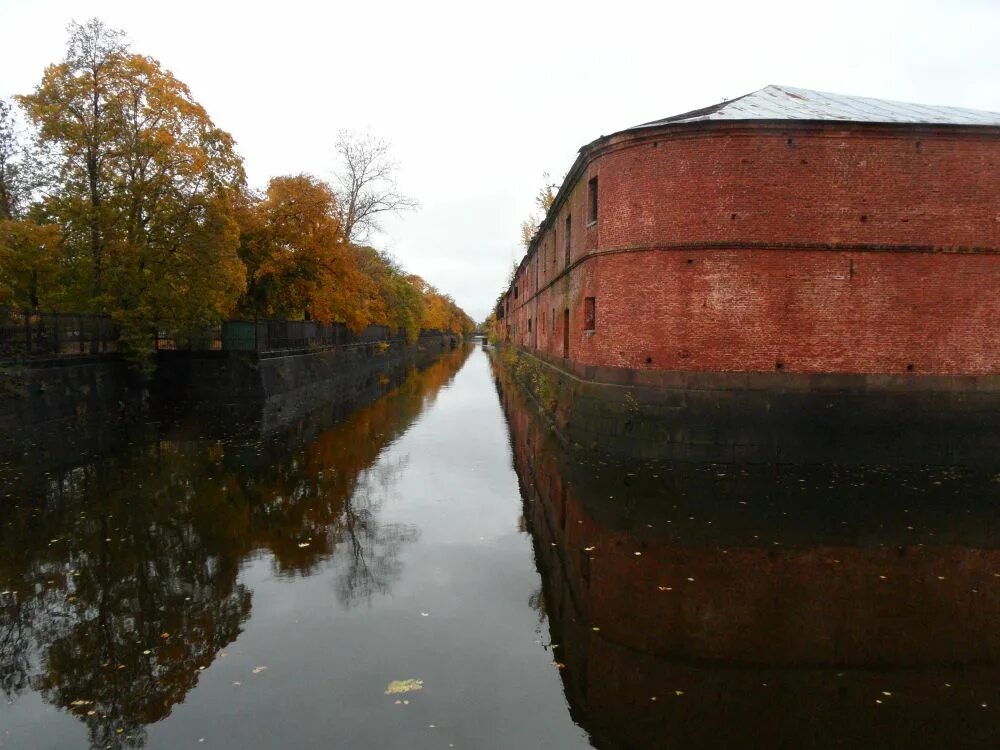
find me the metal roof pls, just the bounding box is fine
[632,85,1000,128]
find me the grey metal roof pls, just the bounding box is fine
[632,85,1000,128]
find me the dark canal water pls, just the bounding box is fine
[3,343,1000,748]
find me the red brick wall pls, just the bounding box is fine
[505,123,1000,376]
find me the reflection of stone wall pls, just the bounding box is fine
[499,362,1000,749]
[154,334,455,402]
[153,335,458,438]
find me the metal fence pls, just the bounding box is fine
[0,307,119,359]
[1,306,450,360]
[155,320,447,354]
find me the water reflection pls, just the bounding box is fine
[495,357,1000,749]
[0,346,470,748]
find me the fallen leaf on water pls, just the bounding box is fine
[385,679,424,695]
[252,666,267,674]
[297,542,310,548]
[675,690,685,696]
[420,612,429,617]
[70,699,93,706]
[160,632,170,639]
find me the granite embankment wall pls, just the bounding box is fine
[0,355,142,453]
[152,332,459,431]
[493,345,1000,465]
[0,333,459,454]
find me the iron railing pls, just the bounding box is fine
[154,320,411,354]
[0,307,119,359]
[1,306,452,360]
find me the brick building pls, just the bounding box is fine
[501,85,1000,387]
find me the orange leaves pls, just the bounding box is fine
[16,20,247,359]
[237,174,364,326]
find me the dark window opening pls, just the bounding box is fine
[587,177,598,224]
[514,286,518,299]
[564,215,571,266]
[551,308,555,332]
[528,318,532,333]
[584,297,596,331]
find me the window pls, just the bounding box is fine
[587,177,598,224]
[551,308,555,332]
[584,297,596,331]
[528,317,532,333]
[514,286,518,299]
[564,214,571,266]
[542,310,546,333]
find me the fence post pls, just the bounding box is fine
[78,315,84,354]
[23,311,30,356]
[52,314,59,355]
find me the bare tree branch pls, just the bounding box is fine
[331,129,418,243]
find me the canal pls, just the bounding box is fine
[2,343,1000,748]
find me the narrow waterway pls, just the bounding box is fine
[2,344,1000,749]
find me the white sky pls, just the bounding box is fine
[1,0,998,321]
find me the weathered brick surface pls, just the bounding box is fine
[504,122,1000,377]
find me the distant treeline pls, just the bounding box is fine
[0,19,473,365]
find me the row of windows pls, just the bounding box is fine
[511,176,598,305]
[520,298,597,337]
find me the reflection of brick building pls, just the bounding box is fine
[502,86,1000,386]
[495,360,1000,749]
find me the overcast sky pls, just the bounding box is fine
[1,0,998,321]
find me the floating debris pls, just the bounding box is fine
[385,679,423,695]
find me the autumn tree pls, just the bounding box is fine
[17,19,246,362]
[0,99,27,220]
[519,172,558,249]
[354,246,425,342]
[0,98,65,309]
[236,174,374,330]
[331,130,417,244]
[0,220,62,309]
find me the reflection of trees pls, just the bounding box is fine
[0,446,253,750]
[0,344,470,748]
[0,594,32,699]
[334,457,419,607]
